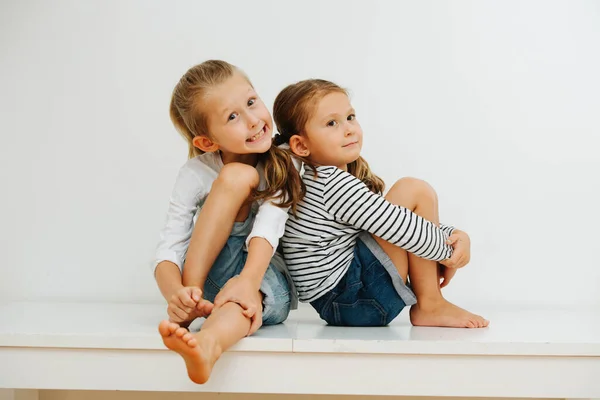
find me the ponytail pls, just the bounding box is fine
[169,98,202,159]
[254,145,306,215]
[348,156,385,194]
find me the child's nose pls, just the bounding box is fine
[344,121,355,136]
[245,111,260,127]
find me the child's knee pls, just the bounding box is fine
[390,177,438,204]
[259,265,292,326]
[261,299,291,325]
[215,163,260,193]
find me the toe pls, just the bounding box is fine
[175,327,187,338]
[168,322,179,334]
[477,316,487,328]
[158,320,171,336]
[187,337,198,347]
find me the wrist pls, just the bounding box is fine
[182,269,207,290]
[165,284,184,301]
[242,237,272,289]
[183,280,204,290]
[239,269,264,290]
[155,261,184,301]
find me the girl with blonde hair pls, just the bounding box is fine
[154,60,299,384]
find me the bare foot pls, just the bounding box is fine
[158,320,219,384]
[410,299,489,328]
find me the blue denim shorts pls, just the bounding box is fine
[309,233,417,327]
[196,213,292,326]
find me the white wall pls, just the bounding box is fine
[1,0,599,307]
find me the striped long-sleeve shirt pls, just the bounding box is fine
[281,166,455,302]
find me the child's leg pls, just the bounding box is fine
[371,177,489,328]
[159,237,291,385]
[158,163,264,383]
[159,301,250,384]
[182,163,259,288]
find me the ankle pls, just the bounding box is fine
[198,330,223,360]
[414,294,447,309]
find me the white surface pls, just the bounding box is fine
[1,302,599,397]
[1,1,600,309]
[293,307,600,356]
[2,348,598,397]
[0,302,295,352]
[1,301,600,356]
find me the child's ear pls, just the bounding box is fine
[289,135,310,158]
[192,136,220,153]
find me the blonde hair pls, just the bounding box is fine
[169,60,305,211]
[169,60,248,158]
[257,79,385,214]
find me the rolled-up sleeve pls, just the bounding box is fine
[245,197,290,255]
[153,164,207,273]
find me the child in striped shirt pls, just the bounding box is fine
[258,79,488,328]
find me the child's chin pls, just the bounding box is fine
[256,142,272,153]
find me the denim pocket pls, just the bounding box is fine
[333,298,387,327]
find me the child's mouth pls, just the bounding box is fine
[247,125,267,143]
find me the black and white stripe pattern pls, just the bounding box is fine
[282,166,455,302]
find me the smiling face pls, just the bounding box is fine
[298,91,363,170]
[194,72,273,162]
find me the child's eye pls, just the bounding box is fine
[347,114,356,121]
[248,98,256,106]
[228,112,238,121]
[327,120,337,127]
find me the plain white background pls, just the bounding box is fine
[1,0,599,310]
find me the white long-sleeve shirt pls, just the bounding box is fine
[282,166,455,302]
[154,152,290,272]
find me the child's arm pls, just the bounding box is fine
[212,235,274,334]
[213,199,290,335]
[154,161,211,320]
[154,163,207,276]
[155,261,185,300]
[441,229,471,269]
[439,224,455,237]
[240,200,289,286]
[155,261,213,323]
[322,168,454,262]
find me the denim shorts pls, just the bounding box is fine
[196,212,293,326]
[309,232,417,327]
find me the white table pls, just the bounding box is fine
[1,301,599,398]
